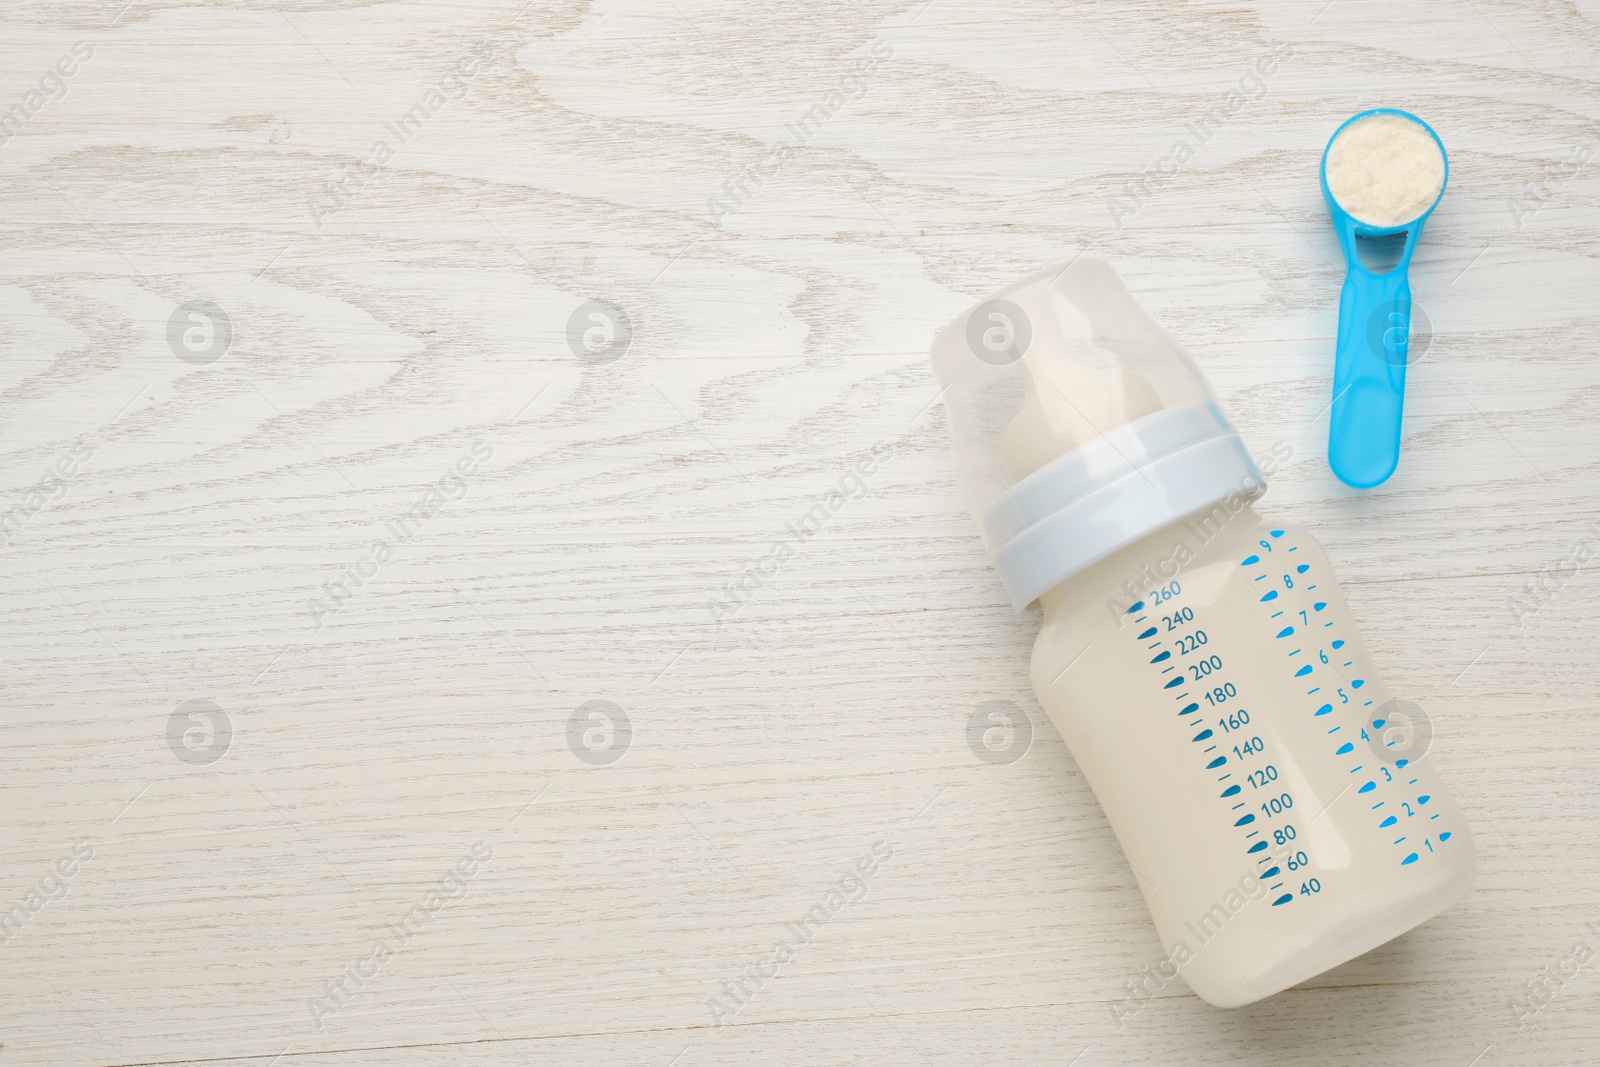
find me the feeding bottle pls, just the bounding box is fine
[930,258,1474,1007]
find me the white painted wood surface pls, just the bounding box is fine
[2,1,1599,1064]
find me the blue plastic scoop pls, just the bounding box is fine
[1319,108,1448,488]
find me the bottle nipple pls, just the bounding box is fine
[1002,350,1164,481]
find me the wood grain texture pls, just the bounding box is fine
[2,0,1598,1064]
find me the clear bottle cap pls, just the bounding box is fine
[930,258,1266,609]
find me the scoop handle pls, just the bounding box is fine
[1327,219,1421,489]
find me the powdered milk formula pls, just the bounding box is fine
[1324,113,1446,228]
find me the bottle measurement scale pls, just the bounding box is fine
[1127,527,1461,916]
[1128,569,1316,909]
[1240,529,1458,869]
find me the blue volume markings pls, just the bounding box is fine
[1126,601,1145,614]
[1192,729,1214,742]
[1151,650,1171,663]
[1402,853,1419,866]
[1358,781,1377,794]
[1248,840,1268,854]
[1332,639,1345,649]
[1380,816,1398,828]
[1276,626,1295,638]
[1138,626,1158,639]
[1335,742,1354,755]
[1352,679,1365,688]
[1440,832,1453,842]
[1270,530,1284,537]
[1272,894,1293,906]
[1296,564,1310,574]
[1314,602,1327,612]
[1242,555,1260,566]
[1234,814,1256,826]
[1261,866,1281,879]
[1179,703,1199,716]
[1221,784,1241,797]
[1418,795,1431,805]
[1260,590,1278,601]
[1315,703,1333,716]
[1295,665,1312,677]
[1207,756,1227,769]
[1164,677,1184,689]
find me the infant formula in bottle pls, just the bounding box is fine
[930,259,1475,1007]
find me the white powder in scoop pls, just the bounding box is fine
[1324,114,1445,228]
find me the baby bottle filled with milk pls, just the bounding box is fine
[930,259,1474,1007]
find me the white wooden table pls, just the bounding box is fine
[3,2,1598,1064]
